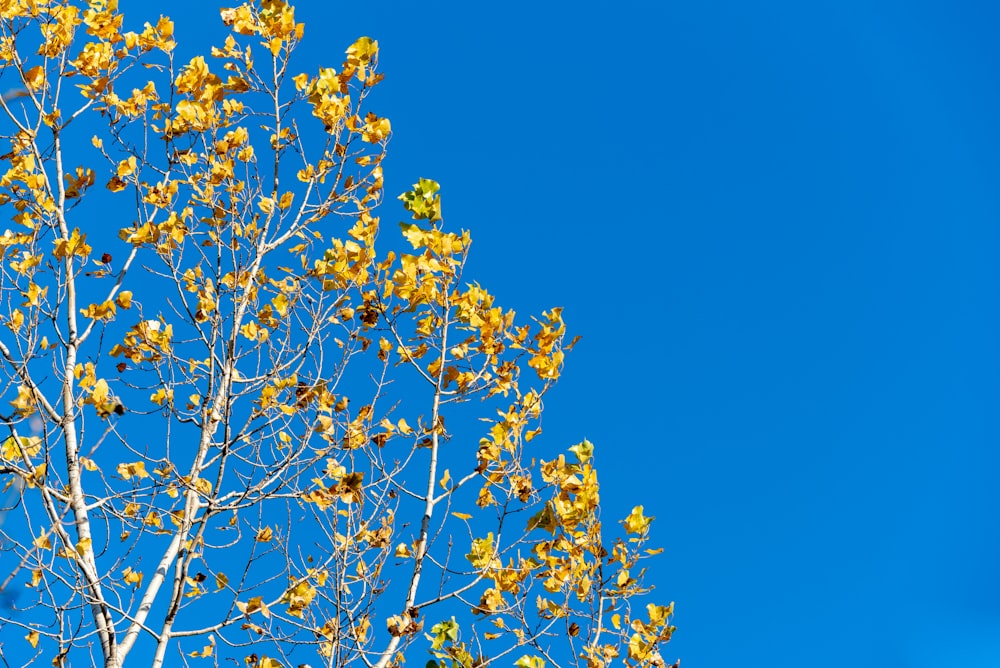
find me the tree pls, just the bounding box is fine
[0,2,676,667]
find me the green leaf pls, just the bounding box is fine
[398,178,442,222]
[429,617,459,650]
[514,655,545,668]
[569,439,594,463]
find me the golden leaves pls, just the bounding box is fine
[64,167,95,199]
[110,318,173,363]
[282,579,316,618]
[116,156,137,178]
[236,596,270,618]
[82,1,124,42]
[115,291,132,308]
[626,603,676,665]
[623,506,653,535]
[221,0,303,55]
[21,282,47,308]
[136,16,176,53]
[150,387,172,406]
[103,81,159,118]
[527,308,566,380]
[8,385,36,417]
[33,531,51,550]
[80,300,116,322]
[23,66,45,92]
[302,67,350,130]
[39,4,80,56]
[188,638,214,658]
[175,56,222,101]
[116,461,150,480]
[220,6,256,36]
[240,320,267,341]
[344,36,378,82]
[1,434,40,462]
[384,611,419,639]
[473,587,505,616]
[72,41,114,79]
[53,229,92,260]
[0,7,674,666]
[360,113,390,143]
[141,179,178,209]
[75,537,92,556]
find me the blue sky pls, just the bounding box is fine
[1,1,993,666]
[250,1,1000,665]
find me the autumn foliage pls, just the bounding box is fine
[0,2,675,667]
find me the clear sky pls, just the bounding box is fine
[5,1,996,666]
[240,1,999,666]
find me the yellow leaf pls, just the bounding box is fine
[115,291,132,308]
[189,641,214,658]
[241,596,270,618]
[33,532,51,550]
[116,156,137,178]
[215,572,229,590]
[117,461,149,480]
[22,282,47,307]
[623,505,653,535]
[52,228,91,260]
[25,630,39,648]
[122,567,143,586]
[255,526,273,542]
[76,537,92,556]
[451,512,472,520]
[2,434,40,460]
[8,308,23,333]
[150,388,173,406]
[192,477,212,495]
[23,65,45,91]
[438,468,450,490]
[80,300,116,321]
[240,321,260,341]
